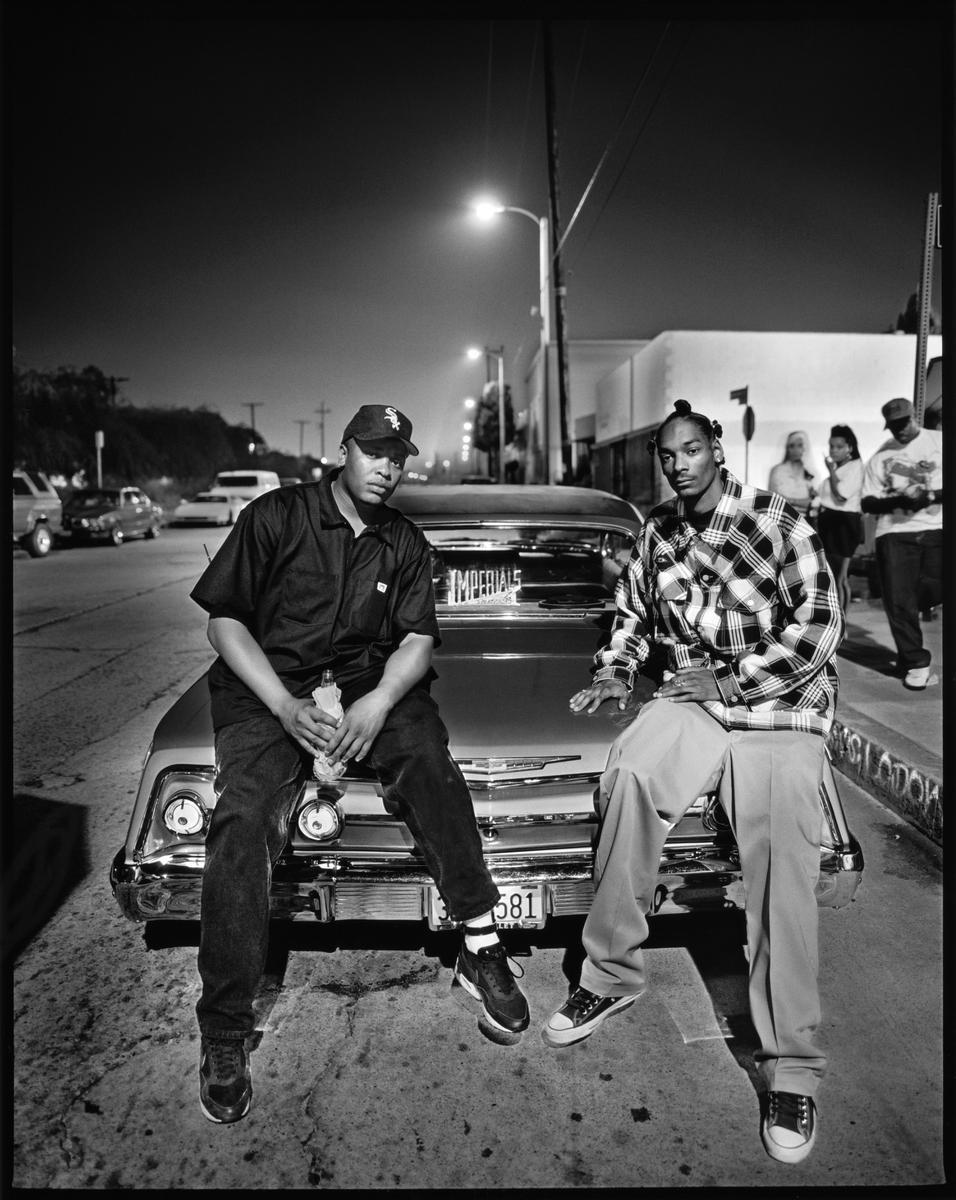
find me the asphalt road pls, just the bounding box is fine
[8,530,946,1189]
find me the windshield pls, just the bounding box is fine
[419,523,636,606]
[71,490,119,507]
[192,494,227,503]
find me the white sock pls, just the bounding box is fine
[463,912,500,953]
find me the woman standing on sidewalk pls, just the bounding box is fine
[817,424,864,615]
[768,430,818,519]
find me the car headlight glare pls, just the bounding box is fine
[162,792,209,836]
[297,798,343,842]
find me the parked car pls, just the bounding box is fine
[207,469,280,501]
[62,486,163,545]
[12,469,62,557]
[110,484,863,931]
[169,492,248,527]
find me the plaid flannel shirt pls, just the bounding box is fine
[594,469,843,734]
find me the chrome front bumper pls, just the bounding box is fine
[110,839,863,925]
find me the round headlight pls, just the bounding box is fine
[297,799,343,842]
[163,793,208,836]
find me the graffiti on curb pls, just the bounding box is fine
[827,721,943,844]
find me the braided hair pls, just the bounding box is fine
[646,399,724,456]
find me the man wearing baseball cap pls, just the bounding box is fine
[860,397,943,689]
[189,404,529,1124]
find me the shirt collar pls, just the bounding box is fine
[317,469,399,545]
[674,467,741,549]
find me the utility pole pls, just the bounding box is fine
[542,18,572,486]
[293,419,310,457]
[315,404,332,459]
[913,193,939,425]
[108,375,130,402]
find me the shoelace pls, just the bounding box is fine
[474,943,526,988]
[768,1092,810,1131]
[566,987,603,1017]
[206,1040,244,1080]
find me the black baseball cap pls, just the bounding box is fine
[881,397,914,428]
[341,405,419,456]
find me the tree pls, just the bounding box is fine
[472,381,515,480]
[892,291,941,334]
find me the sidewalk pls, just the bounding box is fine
[827,597,943,844]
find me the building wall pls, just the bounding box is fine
[522,339,648,483]
[594,330,943,508]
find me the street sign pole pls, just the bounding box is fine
[730,387,752,483]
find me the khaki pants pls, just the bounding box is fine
[580,698,827,1096]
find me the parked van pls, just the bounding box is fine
[208,470,281,501]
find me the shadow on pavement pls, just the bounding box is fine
[838,625,898,675]
[140,910,756,1077]
[3,794,89,966]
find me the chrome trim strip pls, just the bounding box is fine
[457,754,581,771]
[463,772,601,791]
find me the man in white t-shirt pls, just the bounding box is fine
[860,397,943,689]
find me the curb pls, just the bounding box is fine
[827,718,943,845]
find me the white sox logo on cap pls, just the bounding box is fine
[384,407,401,431]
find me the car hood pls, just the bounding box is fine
[151,614,653,776]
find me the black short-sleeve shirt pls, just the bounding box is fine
[190,472,440,727]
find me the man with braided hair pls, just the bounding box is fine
[542,399,844,1165]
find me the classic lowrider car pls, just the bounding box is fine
[110,485,863,931]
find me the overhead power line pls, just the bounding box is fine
[554,21,675,260]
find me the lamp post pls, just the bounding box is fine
[473,201,550,347]
[473,199,557,483]
[467,346,506,483]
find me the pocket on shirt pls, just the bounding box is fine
[353,579,391,635]
[718,576,776,614]
[280,572,340,626]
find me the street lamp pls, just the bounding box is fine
[472,200,551,346]
[467,345,506,483]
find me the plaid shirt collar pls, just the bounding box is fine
[657,467,747,561]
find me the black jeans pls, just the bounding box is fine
[876,530,942,670]
[196,686,500,1039]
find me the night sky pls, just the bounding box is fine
[10,4,947,468]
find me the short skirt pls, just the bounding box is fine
[817,507,863,558]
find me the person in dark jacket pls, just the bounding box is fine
[190,404,529,1124]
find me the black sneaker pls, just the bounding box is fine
[542,985,639,1047]
[454,943,530,1034]
[199,1036,252,1124]
[761,1091,817,1164]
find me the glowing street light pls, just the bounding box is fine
[472,198,551,346]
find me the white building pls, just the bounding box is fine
[522,330,942,510]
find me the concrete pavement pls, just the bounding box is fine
[827,595,943,844]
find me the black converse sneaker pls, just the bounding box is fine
[542,985,639,1047]
[761,1091,817,1163]
[199,1036,252,1124]
[455,942,531,1034]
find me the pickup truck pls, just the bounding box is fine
[12,469,63,557]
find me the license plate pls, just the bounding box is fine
[428,886,546,930]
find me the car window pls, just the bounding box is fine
[73,490,119,507]
[419,524,638,606]
[12,475,33,496]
